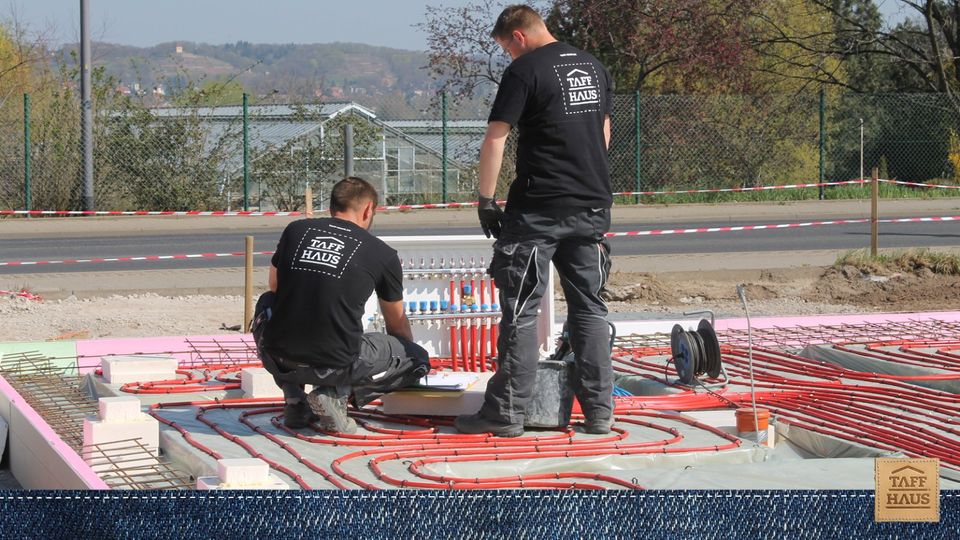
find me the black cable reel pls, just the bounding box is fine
[670,319,722,385]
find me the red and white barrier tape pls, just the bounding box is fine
[4,178,931,217]
[365,183,869,207]
[0,216,955,268]
[0,203,481,216]
[604,215,959,237]
[878,179,960,190]
[0,289,42,301]
[611,179,868,197]
[0,251,274,267]
[0,210,306,217]
[377,201,482,211]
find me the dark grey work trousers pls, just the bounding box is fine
[252,292,430,407]
[479,207,614,426]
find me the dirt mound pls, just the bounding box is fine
[600,273,677,303]
[806,266,960,312]
[739,283,778,300]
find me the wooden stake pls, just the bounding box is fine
[244,235,254,332]
[871,167,879,258]
[305,185,313,217]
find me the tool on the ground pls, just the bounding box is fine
[670,318,722,385]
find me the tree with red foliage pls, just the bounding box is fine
[419,0,759,98]
[546,0,757,93]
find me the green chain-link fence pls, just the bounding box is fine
[1,91,959,212]
[618,93,821,192]
[826,94,960,184]
[0,103,25,211]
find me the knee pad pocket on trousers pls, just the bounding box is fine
[490,240,520,290]
[599,240,612,287]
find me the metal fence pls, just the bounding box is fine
[1,92,959,212]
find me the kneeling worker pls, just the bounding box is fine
[253,176,429,433]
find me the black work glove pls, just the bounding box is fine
[477,196,504,239]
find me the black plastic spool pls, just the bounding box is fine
[670,319,722,385]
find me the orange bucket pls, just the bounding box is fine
[735,407,770,433]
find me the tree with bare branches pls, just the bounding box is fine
[547,0,757,93]
[420,0,760,97]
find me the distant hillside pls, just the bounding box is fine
[55,41,492,118]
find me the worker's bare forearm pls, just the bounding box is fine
[385,315,414,342]
[479,122,511,198]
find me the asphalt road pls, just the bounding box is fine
[1,217,958,274]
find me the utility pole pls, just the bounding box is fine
[343,123,355,178]
[80,0,94,210]
[243,93,249,210]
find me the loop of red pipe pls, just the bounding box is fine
[136,334,960,489]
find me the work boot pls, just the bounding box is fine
[582,417,614,435]
[454,413,523,438]
[307,386,357,434]
[282,400,319,429]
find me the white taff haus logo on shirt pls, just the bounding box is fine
[302,237,345,267]
[291,225,361,278]
[555,61,602,115]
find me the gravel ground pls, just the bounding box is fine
[0,293,246,342]
[3,263,949,342]
[0,291,867,343]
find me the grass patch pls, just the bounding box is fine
[614,181,960,206]
[834,248,960,275]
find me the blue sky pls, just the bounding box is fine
[6,0,479,50]
[7,0,911,51]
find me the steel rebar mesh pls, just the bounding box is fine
[0,351,194,490]
[183,336,258,369]
[81,438,194,490]
[0,351,95,450]
[612,319,960,355]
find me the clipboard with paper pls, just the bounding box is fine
[408,371,481,392]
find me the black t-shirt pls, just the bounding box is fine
[261,217,403,368]
[489,41,613,211]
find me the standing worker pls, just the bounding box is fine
[455,5,614,437]
[253,176,429,434]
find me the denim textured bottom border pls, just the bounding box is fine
[0,490,956,539]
